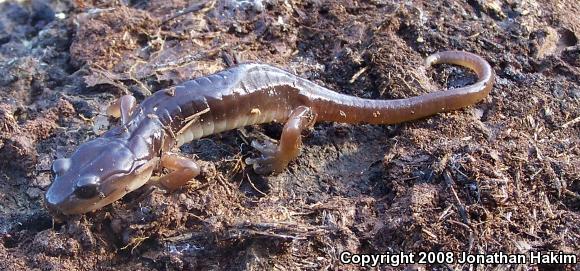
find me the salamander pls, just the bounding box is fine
[45,51,494,216]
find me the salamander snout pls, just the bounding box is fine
[45,138,141,216]
[45,174,103,217]
[45,137,158,216]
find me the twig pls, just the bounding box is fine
[245,173,267,197]
[561,116,580,128]
[161,1,213,24]
[349,66,367,84]
[444,170,469,225]
[176,107,210,135]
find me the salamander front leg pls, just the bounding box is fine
[246,106,317,174]
[157,152,200,190]
[106,94,137,125]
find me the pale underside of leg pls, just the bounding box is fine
[246,106,316,174]
[157,152,200,190]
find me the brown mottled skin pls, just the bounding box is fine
[45,51,494,216]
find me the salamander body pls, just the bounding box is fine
[45,51,494,216]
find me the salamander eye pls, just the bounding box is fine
[52,158,71,175]
[74,175,100,199]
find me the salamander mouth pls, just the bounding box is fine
[44,195,67,220]
[44,175,131,216]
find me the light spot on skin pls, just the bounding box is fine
[339,110,346,118]
[373,111,380,118]
[251,108,261,115]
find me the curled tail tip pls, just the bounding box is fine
[424,50,493,80]
[424,50,469,67]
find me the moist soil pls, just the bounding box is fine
[0,0,578,270]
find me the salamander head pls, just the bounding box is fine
[45,138,155,216]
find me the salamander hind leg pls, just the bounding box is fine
[106,94,137,125]
[246,106,317,175]
[156,152,200,190]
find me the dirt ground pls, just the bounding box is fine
[0,0,578,270]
